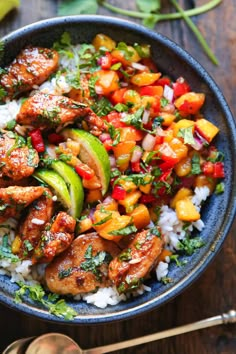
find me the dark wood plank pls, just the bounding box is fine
[0,1,235,353]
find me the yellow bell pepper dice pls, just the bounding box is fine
[0,0,20,21]
[176,198,200,222]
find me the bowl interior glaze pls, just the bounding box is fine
[0,15,235,324]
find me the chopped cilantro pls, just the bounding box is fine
[6,119,16,130]
[118,248,132,261]
[109,225,137,236]
[15,282,77,320]
[58,267,73,279]
[160,97,169,107]
[191,153,201,175]
[215,182,225,195]
[114,103,129,112]
[0,86,7,100]
[0,235,19,262]
[207,151,224,163]
[93,213,112,226]
[133,43,150,58]
[177,126,195,145]
[92,97,113,116]
[80,245,112,280]
[116,42,134,60]
[23,240,34,252]
[120,107,145,130]
[178,236,205,255]
[88,76,98,97]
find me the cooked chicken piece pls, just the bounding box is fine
[45,232,120,295]
[0,47,59,100]
[0,131,39,181]
[108,229,163,293]
[34,212,76,263]
[0,186,45,222]
[16,92,106,135]
[18,188,54,258]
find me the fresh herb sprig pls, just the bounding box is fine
[15,282,77,320]
[58,0,221,65]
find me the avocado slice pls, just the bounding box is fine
[61,128,110,195]
[51,161,84,219]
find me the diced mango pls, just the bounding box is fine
[119,127,144,142]
[195,118,219,142]
[92,33,116,51]
[77,217,93,234]
[86,189,103,204]
[174,92,205,115]
[174,156,192,177]
[95,214,132,242]
[113,141,136,159]
[111,46,140,66]
[118,179,137,193]
[94,70,120,95]
[128,204,151,229]
[161,112,176,127]
[169,138,188,161]
[173,119,195,137]
[139,174,153,194]
[176,198,200,221]
[170,187,193,209]
[119,190,142,212]
[123,89,141,106]
[131,72,161,86]
[194,174,216,194]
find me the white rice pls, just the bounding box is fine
[0,100,21,129]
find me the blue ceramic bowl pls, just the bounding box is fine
[0,15,235,324]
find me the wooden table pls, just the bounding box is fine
[0,1,235,353]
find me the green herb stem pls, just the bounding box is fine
[170,0,219,65]
[99,0,221,23]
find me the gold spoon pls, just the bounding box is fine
[4,309,236,354]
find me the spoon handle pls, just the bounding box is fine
[84,310,236,354]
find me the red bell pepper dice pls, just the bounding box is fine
[112,185,126,200]
[29,129,45,153]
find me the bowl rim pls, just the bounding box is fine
[0,15,236,324]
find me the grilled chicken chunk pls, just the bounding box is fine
[0,131,39,181]
[0,47,59,100]
[108,229,163,293]
[34,211,76,263]
[16,92,106,135]
[45,232,120,295]
[0,186,45,222]
[18,188,54,257]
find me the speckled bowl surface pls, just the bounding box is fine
[0,15,235,324]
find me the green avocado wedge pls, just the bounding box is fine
[51,161,84,219]
[33,169,71,210]
[61,128,110,195]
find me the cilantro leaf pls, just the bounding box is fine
[136,0,161,13]
[109,225,137,236]
[80,245,112,280]
[92,97,113,117]
[191,153,201,175]
[215,182,224,195]
[58,0,98,16]
[15,282,77,320]
[178,236,205,256]
[120,107,144,130]
[177,126,195,145]
[0,235,19,262]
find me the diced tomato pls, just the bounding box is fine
[151,96,161,114]
[160,169,172,182]
[104,112,126,128]
[103,139,113,151]
[213,162,225,178]
[75,164,95,180]
[112,185,126,200]
[155,135,164,145]
[159,160,176,171]
[47,133,64,145]
[29,129,45,153]
[100,52,112,70]
[173,77,191,98]
[139,85,163,97]
[131,161,141,172]
[202,161,214,175]
[110,88,128,105]
[140,194,156,204]
[156,76,172,87]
